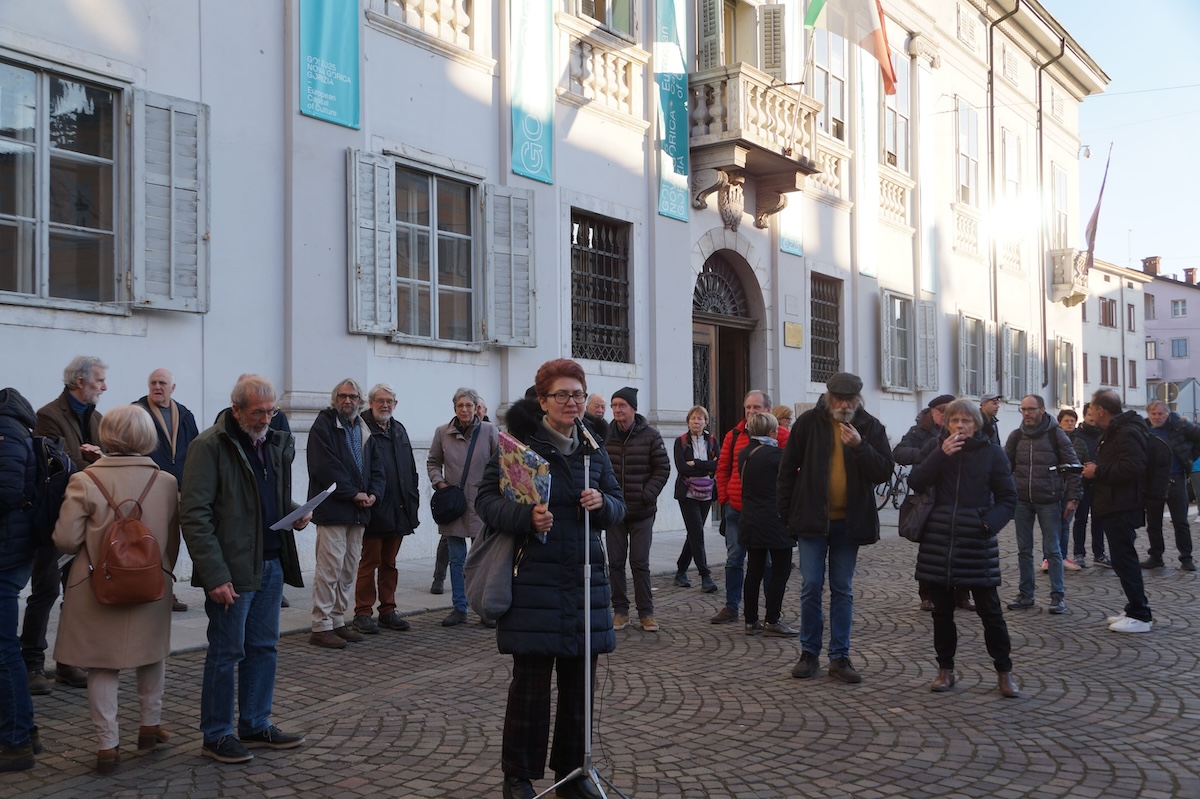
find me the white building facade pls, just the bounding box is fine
[1143,257,1200,421]
[1078,258,1149,413]
[0,0,1107,556]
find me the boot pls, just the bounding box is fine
[930,668,956,692]
[96,747,121,775]
[138,725,170,750]
[998,672,1020,698]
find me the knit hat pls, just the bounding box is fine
[611,386,638,410]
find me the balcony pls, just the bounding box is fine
[688,63,822,229]
[1049,248,1089,306]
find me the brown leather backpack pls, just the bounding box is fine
[85,470,166,606]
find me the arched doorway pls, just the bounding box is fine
[693,252,757,438]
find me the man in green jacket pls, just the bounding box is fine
[181,375,310,765]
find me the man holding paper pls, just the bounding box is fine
[181,375,310,765]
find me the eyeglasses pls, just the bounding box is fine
[241,406,280,421]
[1018,406,1041,413]
[337,393,360,402]
[371,398,396,406]
[547,390,588,405]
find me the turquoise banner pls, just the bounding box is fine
[655,0,689,221]
[510,0,553,184]
[299,0,360,129]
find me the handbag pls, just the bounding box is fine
[683,476,715,501]
[430,425,482,525]
[464,525,523,620]
[897,485,936,543]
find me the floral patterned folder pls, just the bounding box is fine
[498,432,552,507]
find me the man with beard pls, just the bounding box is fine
[181,375,310,763]
[778,373,893,683]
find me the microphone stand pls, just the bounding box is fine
[539,419,629,799]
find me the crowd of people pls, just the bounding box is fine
[3,354,1197,796]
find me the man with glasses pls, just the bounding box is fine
[604,387,671,632]
[181,375,310,764]
[778,373,893,683]
[1003,395,1081,615]
[307,379,385,649]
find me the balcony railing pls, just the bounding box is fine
[1049,248,1089,306]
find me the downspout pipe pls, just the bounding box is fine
[988,1,1020,390]
[1035,35,1066,389]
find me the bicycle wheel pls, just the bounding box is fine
[891,471,911,509]
[876,477,892,510]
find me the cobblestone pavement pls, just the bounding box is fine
[8,530,1199,799]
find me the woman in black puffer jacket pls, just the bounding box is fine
[908,399,1019,698]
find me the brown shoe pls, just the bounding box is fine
[96,746,120,775]
[26,670,50,696]
[640,615,660,632]
[138,726,170,750]
[54,664,88,688]
[956,588,976,611]
[309,630,347,649]
[171,595,188,612]
[930,668,956,692]
[710,607,738,624]
[919,599,934,612]
[998,671,1020,698]
[333,625,364,643]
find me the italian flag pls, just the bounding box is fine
[805,0,898,95]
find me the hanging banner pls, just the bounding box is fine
[299,0,360,129]
[510,0,553,184]
[655,0,689,221]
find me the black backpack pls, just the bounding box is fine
[29,436,76,546]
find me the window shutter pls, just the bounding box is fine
[957,310,968,394]
[915,299,937,390]
[760,5,786,81]
[1028,342,1040,397]
[698,0,724,70]
[485,184,536,347]
[984,320,997,399]
[132,90,210,312]
[880,292,895,390]
[347,150,397,336]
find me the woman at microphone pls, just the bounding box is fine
[475,358,625,799]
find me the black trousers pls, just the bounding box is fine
[503,654,597,780]
[1100,510,1152,622]
[20,545,69,672]
[675,498,712,578]
[924,583,1012,672]
[744,547,792,624]
[1145,477,1194,562]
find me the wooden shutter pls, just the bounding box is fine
[957,310,968,394]
[132,91,210,312]
[347,150,396,336]
[485,184,536,347]
[915,299,937,390]
[984,320,997,399]
[698,0,724,70]
[760,5,785,81]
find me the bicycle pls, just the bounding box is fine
[875,464,911,510]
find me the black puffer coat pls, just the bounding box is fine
[1003,415,1082,504]
[737,440,793,549]
[476,400,625,658]
[604,414,670,522]
[909,432,1017,587]
[1091,410,1148,518]
[0,388,38,572]
[362,411,420,537]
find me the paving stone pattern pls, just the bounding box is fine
[8,534,1199,799]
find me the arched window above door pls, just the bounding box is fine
[693,253,750,319]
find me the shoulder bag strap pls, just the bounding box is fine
[458,425,483,489]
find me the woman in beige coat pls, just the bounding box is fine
[53,405,180,775]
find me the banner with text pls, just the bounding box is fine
[299,0,360,129]
[655,0,689,221]
[510,0,553,184]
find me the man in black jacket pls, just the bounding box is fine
[1082,390,1152,632]
[778,373,893,683]
[1142,400,1200,571]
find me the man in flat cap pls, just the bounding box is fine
[777,373,893,683]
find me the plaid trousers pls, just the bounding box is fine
[502,654,597,779]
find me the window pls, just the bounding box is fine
[1002,128,1020,201]
[884,294,912,389]
[1172,299,1187,317]
[881,292,937,392]
[571,211,630,362]
[349,151,534,347]
[580,0,633,37]
[1081,352,1088,384]
[1146,340,1157,360]
[1129,360,1138,388]
[813,27,848,140]
[811,274,841,382]
[1100,356,1119,387]
[1127,303,1136,331]
[1001,42,1018,83]
[0,58,209,313]
[882,51,910,172]
[1002,325,1028,400]
[1056,338,1076,407]
[958,313,987,396]
[1146,293,1156,320]
[956,101,979,207]
[956,4,977,50]
[1081,300,1087,323]
[1050,85,1064,121]
[1172,338,1189,358]
[1099,298,1117,328]
[1051,163,1069,249]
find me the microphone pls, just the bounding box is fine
[575,417,600,452]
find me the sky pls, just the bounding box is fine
[1046,1,1200,279]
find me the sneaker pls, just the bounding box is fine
[1105,611,1126,625]
[828,657,863,684]
[280,595,290,608]
[1140,556,1165,569]
[791,651,820,679]
[700,575,718,593]
[334,625,364,642]
[202,735,254,764]
[1063,559,1081,572]
[1048,594,1067,615]
[0,744,35,773]
[240,724,305,750]
[27,670,50,696]
[672,571,691,588]
[613,613,630,631]
[710,607,738,624]
[1039,559,1048,573]
[640,615,660,632]
[763,621,800,637]
[441,609,468,627]
[745,621,763,636]
[309,630,346,649]
[1181,559,1197,572]
[378,612,411,631]
[1074,555,1088,568]
[1094,554,1112,568]
[351,615,380,635]
[1006,595,1035,610]
[1108,616,1152,633]
[55,664,87,688]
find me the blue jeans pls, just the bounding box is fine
[721,506,771,612]
[200,557,284,744]
[447,536,468,613]
[0,562,35,749]
[796,520,859,661]
[1013,501,1065,598]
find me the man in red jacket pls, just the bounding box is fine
[710,390,789,624]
